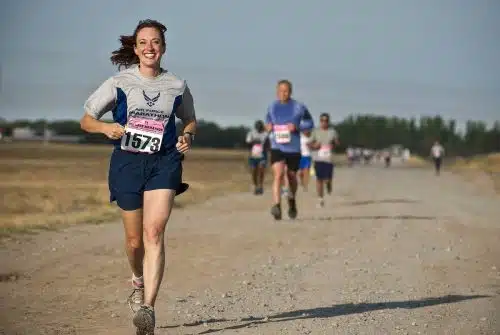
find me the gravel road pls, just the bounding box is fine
[1,165,499,334]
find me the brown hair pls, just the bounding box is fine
[110,19,167,69]
[277,79,293,93]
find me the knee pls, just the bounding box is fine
[273,169,284,180]
[126,235,143,250]
[143,223,166,246]
[274,173,284,181]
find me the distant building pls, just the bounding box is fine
[11,127,83,143]
[12,127,36,139]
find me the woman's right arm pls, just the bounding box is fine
[80,114,124,139]
[80,113,106,134]
[80,77,122,139]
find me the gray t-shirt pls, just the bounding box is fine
[246,130,269,158]
[311,128,338,163]
[84,65,196,152]
[431,144,445,158]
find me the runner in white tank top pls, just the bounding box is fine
[298,131,313,191]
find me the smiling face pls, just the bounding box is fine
[134,27,165,70]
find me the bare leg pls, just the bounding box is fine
[326,179,332,195]
[272,162,285,205]
[287,169,298,199]
[142,189,176,307]
[257,164,265,189]
[302,168,310,191]
[317,179,325,198]
[251,167,258,187]
[122,209,144,277]
[282,166,290,192]
[283,168,298,218]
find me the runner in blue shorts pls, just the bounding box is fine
[80,19,196,334]
[298,130,313,191]
[265,79,314,220]
[245,120,269,195]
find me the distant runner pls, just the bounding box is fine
[430,140,445,175]
[383,149,391,168]
[362,148,373,164]
[346,146,354,167]
[281,165,290,198]
[245,120,269,195]
[265,79,314,220]
[298,130,314,191]
[309,113,339,208]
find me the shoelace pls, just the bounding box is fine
[128,288,144,313]
[130,288,144,303]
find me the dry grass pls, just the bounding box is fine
[405,155,428,167]
[451,153,500,193]
[0,142,254,236]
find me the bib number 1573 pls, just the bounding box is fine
[121,129,161,154]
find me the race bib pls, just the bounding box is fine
[318,144,332,159]
[121,117,164,154]
[251,144,264,158]
[273,125,291,144]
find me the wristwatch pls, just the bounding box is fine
[183,132,195,142]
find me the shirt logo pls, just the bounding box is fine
[143,91,161,107]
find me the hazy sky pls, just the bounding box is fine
[1,0,499,127]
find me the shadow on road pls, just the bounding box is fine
[158,294,490,334]
[344,199,420,206]
[297,214,436,222]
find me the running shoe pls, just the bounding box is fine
[133,305,155,335]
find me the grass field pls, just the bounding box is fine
[2,141,479,237]
[450,153,500,192]
[0,142,255,236]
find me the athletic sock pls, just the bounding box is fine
[132,274,144,288]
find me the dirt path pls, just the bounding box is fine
[1,165,499,335]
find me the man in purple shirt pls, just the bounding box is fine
[265,79,314,220]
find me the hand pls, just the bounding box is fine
[102,123,125,140]
[265,123,273,132]
[308,141,318,150]
[176,134,192,153]
[287,123,297,132]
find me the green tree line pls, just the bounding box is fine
[0,115,498,157]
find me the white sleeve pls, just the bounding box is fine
[331,128,338,139]
[83,77,117,120]
[245,132,253,144]
[176,83,196,123]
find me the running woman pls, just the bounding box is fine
[298,130,314,191]
[246,120,269,195]
[383,149,392,168]
[309,113,339,207]
[80,19,197,335]
[346,146,354,167]
[265,79,314,220]
[430,140,445,175]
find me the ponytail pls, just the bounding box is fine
[110,19,167,70]
[110,35,137,69]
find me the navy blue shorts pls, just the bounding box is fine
[248,157,267,168]
[108,148,182,211]
[314,161,334,180]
